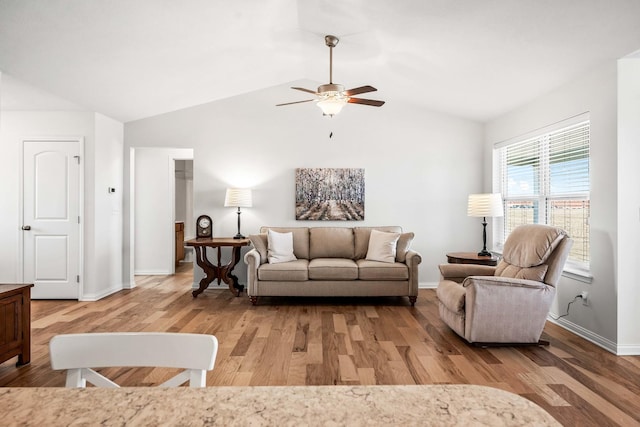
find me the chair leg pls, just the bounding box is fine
[408,296,417,307]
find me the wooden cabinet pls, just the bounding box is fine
[175,222,185,266]
[0,284,33,366]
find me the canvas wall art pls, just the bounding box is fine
[295,168,365,220]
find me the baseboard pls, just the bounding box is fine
[419,282,438,289]
[616,344,640,356]
[80,284,123,301]
[547,316,617,354]
[134,270,172,275]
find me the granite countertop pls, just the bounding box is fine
[1,384,560,426]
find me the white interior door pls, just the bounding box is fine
[23,139,81,299]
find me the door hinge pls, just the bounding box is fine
[77,275,80,283]
[78,216,80,224]
[73,155,80,164]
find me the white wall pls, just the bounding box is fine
[89,113,124,300]
[134,148,193,275]
[125,81,485,289]
[485,61,620,351]
[617,53,640,354]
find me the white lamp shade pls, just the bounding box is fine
[467,193,503,217]
[224,188,252,208]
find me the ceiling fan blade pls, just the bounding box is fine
[344,85,377,96]
[276,99,315,107]
[291,87,319,95]
[348,98,385,107]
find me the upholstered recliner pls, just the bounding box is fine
[437,224,573,345]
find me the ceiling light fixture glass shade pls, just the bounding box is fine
[316,93,348,116]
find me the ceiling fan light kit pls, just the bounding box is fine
[277,35,385,116]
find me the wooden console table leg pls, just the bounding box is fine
[225,247,244,296]
[192,246,216,298]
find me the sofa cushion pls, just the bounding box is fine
[366,230,401,263]
[308,258,358,280]
[249,234,268,264]
[258,259,309,281]
[395,232,414,263]
[267,230,297,264]
[309,227,355,259]
[495,260,549,281]
[357,259,409,281]
[260,227,310,259]
[502,224,566,267]
[354,226,403,259]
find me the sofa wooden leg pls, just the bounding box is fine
[409,296,417,306]
[249,296,258,306]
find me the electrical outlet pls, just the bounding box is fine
[581,291,589,306]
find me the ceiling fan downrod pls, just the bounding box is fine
[325,35,339,84]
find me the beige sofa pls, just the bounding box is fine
[244,226,422,306]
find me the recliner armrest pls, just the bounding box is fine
[438,264,495,283]
[462,275,550,290]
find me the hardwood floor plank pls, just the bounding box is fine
[3,264,640,427]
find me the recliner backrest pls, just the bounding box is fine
[495,224,573,287]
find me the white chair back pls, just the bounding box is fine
[50,332,218,388]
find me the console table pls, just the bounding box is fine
[447,252,499,266]
[186,237,250,297]
[0,385,560,426]
[0,284,33,366]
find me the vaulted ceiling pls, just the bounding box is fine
[1,0,639,123]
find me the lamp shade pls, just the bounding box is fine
[224,188,252,208]
[467,193,503,217]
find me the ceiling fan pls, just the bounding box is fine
[276,35,385,116]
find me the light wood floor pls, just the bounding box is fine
[2,263,639,426]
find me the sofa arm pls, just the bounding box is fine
[405,250,422,296]
[243,249,260,296]
[438,264,495,283]
[462,276,556,343]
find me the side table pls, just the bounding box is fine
[446,252,499,266]
[186,238,250,297]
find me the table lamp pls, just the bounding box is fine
[224,188,252,239]
[467,193,503,257]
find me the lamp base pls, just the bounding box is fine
[233,233,245,239]
[477,250,493,257]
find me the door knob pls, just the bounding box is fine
[21,225,31,230]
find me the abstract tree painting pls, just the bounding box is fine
[295,168,364,220]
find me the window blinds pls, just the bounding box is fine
[495,118,590,268]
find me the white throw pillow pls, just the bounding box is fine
[267,229,297,264]
[366,229,401,263]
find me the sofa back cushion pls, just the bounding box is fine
[260,227,310,259]
[353,226,402,259]
[309,227,355,259]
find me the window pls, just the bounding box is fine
[494,115,590,271]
